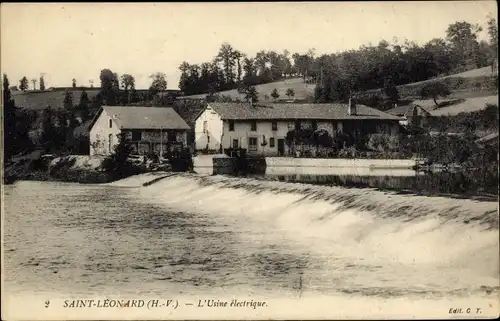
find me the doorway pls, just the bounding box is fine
[277,139,285,156]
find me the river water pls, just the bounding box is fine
[3,173,499,319]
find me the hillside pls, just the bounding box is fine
[180,66,497,103]
[11,89,101,110]
[179,77,316,101]
[399,66,494,87]
[11,88,183,110]
[428,95,498,116]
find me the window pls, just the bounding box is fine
[312,120,318,130]
[232,139,239,148]
[109,119,113,128]
[271,121,278,131]
[250,121,257,131]
[108,134,113,152]
[270,137,275,148]
[203,121,208,133]
[131,130,142,141]
[229,120,235,131]
[248,137,258,151]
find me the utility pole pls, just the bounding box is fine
[160,126,163,163]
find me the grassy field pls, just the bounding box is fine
[402,66,494,87]
[11,89,101,110]
[428,95,498,116]
[11,88,181,110]
[180,77,316,101]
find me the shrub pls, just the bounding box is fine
[101,132,140,179]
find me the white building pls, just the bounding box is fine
[194,101,402,156]
[89,106,190,156]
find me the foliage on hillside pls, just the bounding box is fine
[178,17,498,103]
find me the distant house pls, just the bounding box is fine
[89,106,190,156]
[73,120,93,139]
[194,100,401,156]
[386,104,432,127]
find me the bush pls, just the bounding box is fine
[101,132,140,179]
[367,134,400,153]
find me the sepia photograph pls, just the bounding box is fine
[1,2,499,320]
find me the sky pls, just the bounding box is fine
[1,2,497,90]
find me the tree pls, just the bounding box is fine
[100,69,118,105]
[149,72,167,95]
[216,43,236,85]
[112,73,120,91]
[285,88,295,100]
[72,78,77,88]
[383,78,399,106]
[487,16,498,65]
[120,74,135,91]
[233,50,244,83]
[120,74,135,104]
[271,88,280,101]
[238,84,258,103]
[41,106,56,152]
[101,132,136,178]
[39,76,45,91]
[3,74,17,161]
[78,90,90,121]
[446,21,482,70]
[18,77,28,91]
[419,81,451,107]
[63,91,73,110]
[55,110,69,148]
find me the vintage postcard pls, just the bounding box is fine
[1,1,499,320]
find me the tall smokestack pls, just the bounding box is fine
[348,97,357,116]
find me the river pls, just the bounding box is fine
[3,173,499,319]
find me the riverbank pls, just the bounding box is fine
[3,154,157,185]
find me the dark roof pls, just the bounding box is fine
[73,120,93,137]
[386,104,432,117]
[206,102,401,121]
[101,106,190,130]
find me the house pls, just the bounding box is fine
[73,119,93,139]
[386,104,432,127]
[194,100,402,156]
[89,106,190,156]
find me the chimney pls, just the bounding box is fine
[348,97,357,116]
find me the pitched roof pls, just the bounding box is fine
[73,120,93,137]
[207,102,401,121]
[101,106,190,130]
